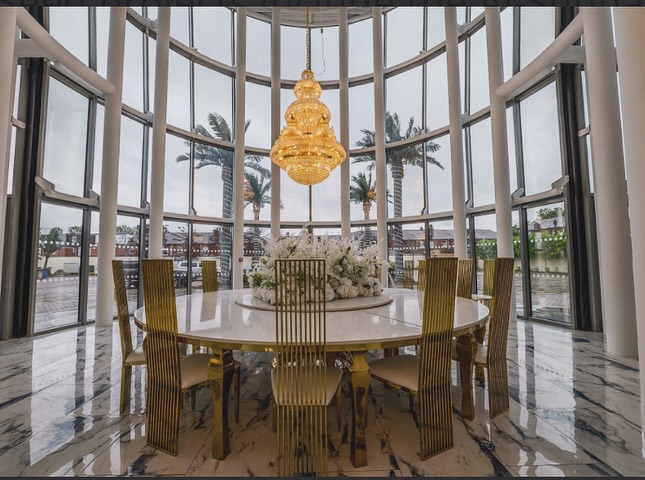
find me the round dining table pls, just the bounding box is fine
[134,287,489,468]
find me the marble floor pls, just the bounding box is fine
[0,317,643,477]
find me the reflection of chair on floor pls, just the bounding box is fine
[271,259,343,476]
[112,260,147,415]
[202,259,241,423]
[141,259,213,456]
[369,257,459,459]
[453,257,514,418]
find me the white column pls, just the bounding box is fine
[232,8,247,289]
[0,8,18,311]
[148,7,171,258]
[484,8,513,258]
[582,7,637,358]
[444,7,467,259]
[373,8,387,286]
[339,8,350,240]
[614,8,645,420]
[95,7,127,328]
[270,8,281,240]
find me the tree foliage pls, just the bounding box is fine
[40,227,63,270]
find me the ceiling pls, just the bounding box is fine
[246,7,395,28]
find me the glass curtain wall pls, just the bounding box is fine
[20,6,576,334]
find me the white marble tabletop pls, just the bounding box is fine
[134,288,489,352]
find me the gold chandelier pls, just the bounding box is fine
[270,8,346,186]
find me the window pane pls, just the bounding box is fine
[96,7,110,78]
[501,7,514,82]
[349,83,375,148]
[310,25,339,82]
[428,219,455,257]
[470,117,495,206]
[281,26,306,81]
[111,215,142,315]
[388,222,426,287]
[170,7,190,46]
[123,21,144,111]
[193,223,232,292]
[312,166,341,222]
[245,82,271,148]
[469,25,489,114]
[148,36,156,113]
[507,107,518,194]
[527,202,570,324]
[166,50,191,130]
[192,143,229,218]
[35,203,84,333]
[194,65,233,138]
[280,170,309,222]
[117,116,144,207]
[193,7,232,64]
[247,16,271,76]
[426,53,449,130]
[520,7,555,70]
[386,67,423,143]
[164,134,190,215]
[386,7,424,67]
[511,210,524,317]
[387,144,425,217]
[520,82,562,195]
[243,155,272,222]
[163,220,189,296]
[348,17,373,78]
[459,40,466,113]
[473,213,497,290]
[426,135,452,214]
[49,7,89,66]
[349,154,376,222]
[427,7,446,48]
[42,78,89,197]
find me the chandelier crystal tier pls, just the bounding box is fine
[270,8,346,186]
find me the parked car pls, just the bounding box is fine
[174,260,202,287]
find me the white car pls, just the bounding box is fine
[174,260,203,287]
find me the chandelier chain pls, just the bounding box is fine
[306,7,311,70]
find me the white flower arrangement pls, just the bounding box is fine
[248,229,383,305]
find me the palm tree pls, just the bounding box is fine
[350,172,377,248]
[244,172,272,262]
[353,111,443,281]
[176,112,270,285]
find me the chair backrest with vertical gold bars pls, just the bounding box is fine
[112,259,146,415]
[481,259,495,309]
[201,259,219,293]
[141,259,183,456]
[273,258,329,477]
[485,257,515,418]
[417,259,427,292]
[456,258,474,299]
[403,260,415,289]
[417,256,458,459]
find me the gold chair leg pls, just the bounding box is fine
[272,399,278,433]
[234,365,240,424]
[120,364,133,415]
[474,325,486,384]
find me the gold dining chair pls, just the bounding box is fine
[141,259,213,456]
[403,259,415,289]
[271,259,343,476]
[453,257,514,418]
[201,259,241,423]
[456,258,474,299]
[369,257,459,459]
[112,260,147,415]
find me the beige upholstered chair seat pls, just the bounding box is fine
[179,353,212,390]
[125,345,146,365]
[271,366,343,406]
[450,340,487,365]
[369,354,420,392]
